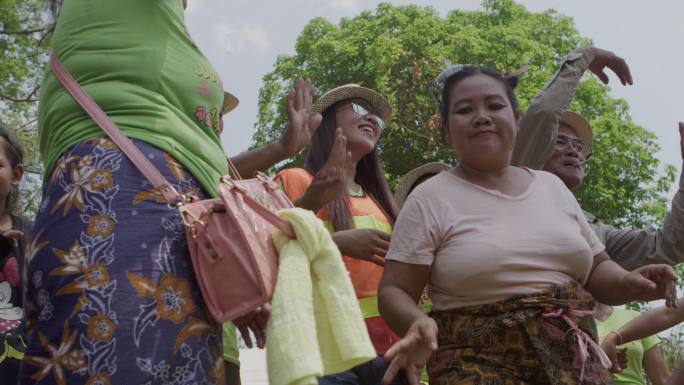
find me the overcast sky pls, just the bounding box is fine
[186,0,684,196]
[183,1,684,380]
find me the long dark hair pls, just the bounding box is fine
[304,100,398,232]
[439,66,520,144]
[0,128,25,215]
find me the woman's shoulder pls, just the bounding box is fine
[401,171,459,213]
[528,169,571,192]
[276,167,313,182]
[275,168,313,201]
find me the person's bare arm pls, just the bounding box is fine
[379,260,431,336]
[604,301,684,347]
[644,346,670,385]
[379,260,437,385]
[229,79,322,177]
[584,251,677,306]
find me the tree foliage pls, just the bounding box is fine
[253,0,675,228]
[1,0,52,215]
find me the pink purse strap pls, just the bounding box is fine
[50,53,181,205]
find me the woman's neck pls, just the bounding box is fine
[343,158,359,191]
[455,161,511,184]
[456,162,509,180]
[454,158,533,197]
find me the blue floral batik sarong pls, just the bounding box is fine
[20,137,226,385]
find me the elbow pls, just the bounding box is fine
[377,284,391,318]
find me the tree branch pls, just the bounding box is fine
[0,27,48,35]
[0,87,40,103]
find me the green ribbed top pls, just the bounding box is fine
[39,0,228,196]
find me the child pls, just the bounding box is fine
[0,127,29,384]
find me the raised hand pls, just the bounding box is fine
[295,129,351,212]
[333,229,391,266]
[600,333,629,373]
[277,78,323,158]
[382,317,438,385]
[234,303,271,349]
[588,48,633,86]
[620,264,678,307]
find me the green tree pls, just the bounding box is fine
[1,0,53,216]
[253,0,674,229]
[659,324,684,372]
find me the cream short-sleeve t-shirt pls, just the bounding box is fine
[386,169,604,311]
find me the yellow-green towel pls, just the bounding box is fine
[268,208,376,385]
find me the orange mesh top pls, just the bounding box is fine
[276,168,392,299]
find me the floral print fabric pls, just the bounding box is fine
[19,138,225,385]
[428,282,613,385]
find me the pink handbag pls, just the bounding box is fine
[50,54,294,322]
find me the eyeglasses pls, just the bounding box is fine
[555,134,589,157]
[339,101,386,131]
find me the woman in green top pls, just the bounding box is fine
[597,303,674,385]
[20,1,321,384]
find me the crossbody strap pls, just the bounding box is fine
[50,53,181,205]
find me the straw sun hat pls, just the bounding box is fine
[559,111,593,156]
[394,162,451,209]
[311,84,392,122]
[221,91,239,115]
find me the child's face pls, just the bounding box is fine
[0,138,23,207]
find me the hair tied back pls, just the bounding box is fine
[503,64,530,90]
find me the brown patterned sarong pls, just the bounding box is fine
[427,282,613,385]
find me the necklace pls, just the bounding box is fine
[346,185,364,197]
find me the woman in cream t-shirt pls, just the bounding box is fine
[377,66,678,385]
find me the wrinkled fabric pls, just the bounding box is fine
[428,282,613,385]
[20,138,225,385]
[268,208,375,385]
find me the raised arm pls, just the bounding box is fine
[512,46,632,169]
[593,123,684,270]
[228,78,322,177]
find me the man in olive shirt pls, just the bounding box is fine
[512,45,684,270]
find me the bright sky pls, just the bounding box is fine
[186,0,684,195]
[184,1,684,382]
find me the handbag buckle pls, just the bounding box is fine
[177,196,208,233]
[255,171,278,190]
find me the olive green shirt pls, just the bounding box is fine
[39,0,229,197]
[513,46,684,269]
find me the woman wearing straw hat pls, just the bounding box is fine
[22,1,322,385]
[276,84,403,384]
[394,162,451,210]
[377,65,677,385]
